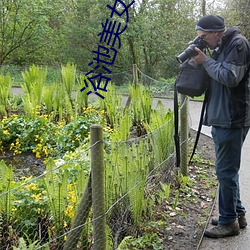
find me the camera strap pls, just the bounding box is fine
[174,85,208,168]
[189,91,208,164]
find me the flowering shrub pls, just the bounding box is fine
[0,106,105,158]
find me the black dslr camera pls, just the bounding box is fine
[176,36,208,63]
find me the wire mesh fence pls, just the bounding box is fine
[0,65,191,249]
[0,120,185,249]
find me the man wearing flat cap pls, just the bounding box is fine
[192,15,250,238]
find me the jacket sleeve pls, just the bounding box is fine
[203,37,250,87]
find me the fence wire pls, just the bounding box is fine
[0,120,185,249]
[0,67,192,249]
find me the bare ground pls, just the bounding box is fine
[159,130,217,250]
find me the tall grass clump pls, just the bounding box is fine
[145,100,175,164]
[0,73,12,117]
[129,83,153,135]
[99,83,123,128]
[21,65,47,118]
[61,63,76,103]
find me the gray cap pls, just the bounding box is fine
[195,15,225,32]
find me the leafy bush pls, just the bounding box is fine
[0,106,104,158]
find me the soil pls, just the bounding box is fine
[158,130,217,250]
[0,152,45,180]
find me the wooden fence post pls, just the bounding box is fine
[133,64,138,85]
[125,64,138,109]
[180,94,188,176]
[91,124,106,250]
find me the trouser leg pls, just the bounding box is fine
[211,126,249,225]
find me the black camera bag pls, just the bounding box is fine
[175,58,209,97]
[174,58,210,168]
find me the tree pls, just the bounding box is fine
[220,0,250,39]
[0,0,52,65]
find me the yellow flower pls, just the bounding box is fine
[26,183,37,191]
[32,193,42,201]
[3,130,9,135]
[42,147,49,157]
[12,207,17,212]
[10,143,14,150]
[71,195,76,204]
[65,205,74,218]
[36,152,41,158]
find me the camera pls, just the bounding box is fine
[176,36,208,64]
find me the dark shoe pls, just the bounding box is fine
[211,214,247,229]
[238,215,247,228]
[204,222,240,238]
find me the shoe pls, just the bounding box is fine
[211,214,247,229]
[204,222,240,238]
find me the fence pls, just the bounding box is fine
[0,64,191,249]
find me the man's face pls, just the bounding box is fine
[196,30,221,49]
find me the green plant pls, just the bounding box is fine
[117,233,163,250]
[12,177,49,241]
[43,84,55,114]
[60,62,76,102]
[0,161,15,222]
[129,83,153,131]
[145,100,174,164]
[43,159,70,225]
[172,190,180,210]
[13,237,39,250]
[0,73,12,117]
[0,107,104,158]
[99,83,123,128]
[105,136,154,240]
[75,74,89,115]
[21,65,47,118]
[178,173,191,189]
[157,182,171,204]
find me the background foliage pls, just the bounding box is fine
[1,0,249,83]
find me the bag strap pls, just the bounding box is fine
[188,91,208,164]
[174,80,180,168]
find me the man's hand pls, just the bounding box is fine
[192,47,207,64]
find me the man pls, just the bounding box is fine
[192,15,250,238]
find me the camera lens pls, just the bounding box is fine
[176,36,208,63]
[176,44,198,63]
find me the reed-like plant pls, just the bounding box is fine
[61,63,76,103]
[75,74,89,115]
[0,73,12,117]
[99,83,122,128]
[43,84,55,114]
[126,140,150,224]
[0,160,14,222]
[21,65,47,118]
[43,159,68,231]
[129,83,153,134]
[109,109,132,142]
[144,100,175,164]
[105,137,153,226]
[52,83,66,121]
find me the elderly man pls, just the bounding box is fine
[192,15,250,238]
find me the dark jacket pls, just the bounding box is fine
[203,26,250,128]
